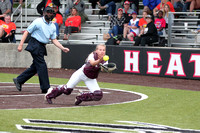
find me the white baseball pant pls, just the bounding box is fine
[66,67,101,93]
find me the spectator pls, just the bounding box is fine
[0,14,16,42]
[154,10,166,35]
[122,1,134,23]
[123,11,139,41]
[153,0,175,16]
[0,0,12,20]
[64,0,88,23]
[105,34,123,45]
[63,7,81,40]
[89,0,99,14]
[171,0,183,12]
[97,0,116,20]
[128,0,139,14]
[37,0,61,16]
[138,10,148,31]
[109,8,125,37]
[188,0,200,12]
[182,0,191,12]
[134,15,158,46]
[163,4,174,28]
[143,0,161,14]
[52,5,63,38]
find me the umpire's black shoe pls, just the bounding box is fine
[13,78,22,91]
[41,89,48,93]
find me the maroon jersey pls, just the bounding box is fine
[83,52,106,79]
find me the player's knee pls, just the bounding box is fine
[93,90,103,101]
[63,88,73,95]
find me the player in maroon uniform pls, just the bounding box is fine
[45,44,108,105]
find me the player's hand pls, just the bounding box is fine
[62,47,70,53]
[18,44,23,52]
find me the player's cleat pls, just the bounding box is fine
[74,90,103,105]
[13,78,22,91]
[45,87,54,104]
[75,95,82,105]
[75,91,83,105]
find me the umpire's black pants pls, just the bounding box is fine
[17,38,50,92]
[134,36,158,46]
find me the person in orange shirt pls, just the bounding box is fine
[52,5,63,38]
[52,6,63,27]
[153,0,175,16]
[36,0,61,16]
[0,14,16,42]
[138,10,148,34]
[63,7,81,40]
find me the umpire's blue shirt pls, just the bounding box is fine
[27,17,57,44]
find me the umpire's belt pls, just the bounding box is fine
[25,37,47,56]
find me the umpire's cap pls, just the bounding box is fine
[43,6,54,13]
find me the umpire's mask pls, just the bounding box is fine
[43,6,56,21]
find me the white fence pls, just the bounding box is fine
[168,12,200,47]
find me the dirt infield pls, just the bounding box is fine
[0,83,143,109]
[0,68,199,109]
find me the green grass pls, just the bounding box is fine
[0,72,200,132]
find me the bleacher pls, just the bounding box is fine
[169,12,200,47]
[12,0,200,47]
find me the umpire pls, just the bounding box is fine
[13,6,70,93]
